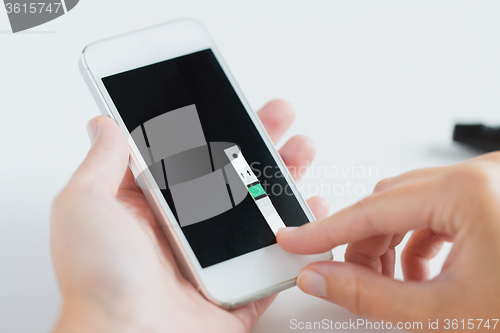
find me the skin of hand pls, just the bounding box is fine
[278,153,500,330]
[50,100,330,333]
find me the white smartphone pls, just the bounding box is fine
[79,19,331,309]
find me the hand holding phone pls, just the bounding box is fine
[51,101,329,333]
[78,20,331,308]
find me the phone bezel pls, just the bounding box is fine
[80,19,331,308]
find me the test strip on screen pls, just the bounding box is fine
[224,146,286,235]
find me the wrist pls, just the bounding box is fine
[52,295,151,333]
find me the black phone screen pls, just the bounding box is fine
[102,49,309,268]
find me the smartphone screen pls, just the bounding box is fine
[102,49,309,268]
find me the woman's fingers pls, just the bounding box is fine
[344,235,394,274]
[344,233,405,277]
[277,181,442,254]
[373,167,444,194]
[70,116,129,195]
[306,196,330,220]
[230,294,278,332]
[257,99,295,144]
[258,100,317,182]
[279,135,316,182]
[296,261,440,322]
[345,234,392,273]
[380,233,406,277]
[402,228,445,281]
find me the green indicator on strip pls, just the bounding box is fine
[248,184,266,198]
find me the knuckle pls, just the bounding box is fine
[51,187,75,214]
[50,188,75,225]
[441,161,500,231]
[51,191,64,214]
[479,151,500,162]
[51,182,99,217]
[324,220,340,248]
[343,272,373,317]
[67,175,108,198]
[447,161,499,193]
[355,198,379,235]
[373,178,392,193]
[400,244,412,263]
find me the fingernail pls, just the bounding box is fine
[86,119,99,143]
[277,227,298,235]
[297,270,328,298]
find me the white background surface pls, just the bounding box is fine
[1,1,499,332]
